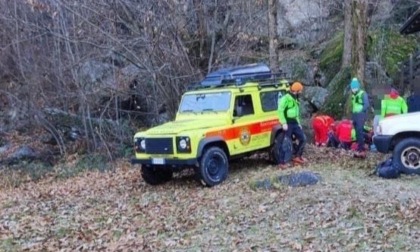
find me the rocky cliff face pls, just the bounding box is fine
[277,0,335,46]
[274,0,397,45]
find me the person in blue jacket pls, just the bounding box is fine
[407,89,420,112]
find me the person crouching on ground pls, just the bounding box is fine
[277,81,307,169]
[350,77,370,158]
[312,113,334,147]
[328,119,354,149]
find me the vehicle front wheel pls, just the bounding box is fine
[141,165,173,185]
[196,146,228,187]
[392,138,420,175]
[271,132,292,165]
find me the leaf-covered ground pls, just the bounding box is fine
[1,146,419,251]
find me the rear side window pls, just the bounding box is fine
[233,94,254,116]
[260,91,281,112]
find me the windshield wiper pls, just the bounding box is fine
[202,108,218,114]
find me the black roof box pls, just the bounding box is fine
[201,63,272,87]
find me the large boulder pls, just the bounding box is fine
[276,0,335,46]
[78,60,117,92]
[302,86,329,111]
[278,56,319,86]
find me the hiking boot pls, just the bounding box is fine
[278,163,292,170]
[293,157,307,164]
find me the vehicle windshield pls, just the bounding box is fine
[179,91,231,113]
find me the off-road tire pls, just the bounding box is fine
[271,132,293,165]
[141,165,173,185]
[392,138,420,175]
[196,146,228,187]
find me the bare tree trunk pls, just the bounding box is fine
[268,0,278,71]
[342,0,352,68]
[351,0,368,84]
[193,0,207,60]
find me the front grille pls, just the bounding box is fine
[146,138,174,154]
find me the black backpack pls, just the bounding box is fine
[375,157,401,179]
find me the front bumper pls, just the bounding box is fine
[373,135,393,153]
[131,157,198,166]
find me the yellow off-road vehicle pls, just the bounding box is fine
[132,63,290,186]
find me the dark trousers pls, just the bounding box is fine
[285,122,306,157]
[327,133,351,150]
[352,112,366,152]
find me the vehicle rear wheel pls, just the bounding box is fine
[196,146,228,187]
[392,138,420,175]
[141,165,173,185]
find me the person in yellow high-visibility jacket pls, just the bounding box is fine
[381,88,408,118]
[350,77,370,158]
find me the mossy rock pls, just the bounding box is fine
[320,67,351,119]
[319,32,344,84]
[367,28,418,77]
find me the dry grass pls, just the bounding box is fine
[0,146,419,251]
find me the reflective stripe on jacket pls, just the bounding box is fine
[381,95,408,118]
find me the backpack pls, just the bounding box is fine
[375,157,401,179]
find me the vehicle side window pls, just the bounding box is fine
[233,94,254,116]
[260,91,281,112]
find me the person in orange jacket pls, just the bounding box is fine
[312,114,335,147]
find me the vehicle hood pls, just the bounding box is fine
[378,112,420,135]
[145,118,228,135]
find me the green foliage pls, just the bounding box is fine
[121,145,134,158]
[368,28,418,76]
[22,161,54,181]
[0,161,54,188]
[319,32,344,83]
[0,238,19,252]
[57,154,111,179]
[76,154,109,172]
[321,68,352,119]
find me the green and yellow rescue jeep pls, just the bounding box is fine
[132,63,290,186]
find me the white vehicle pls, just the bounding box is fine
[373,112,420,175]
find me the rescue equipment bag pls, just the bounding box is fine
[375,157,400,179]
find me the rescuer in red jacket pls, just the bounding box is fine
[312,114,335,146]
[328,119,354,149]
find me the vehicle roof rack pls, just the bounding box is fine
[186,63,292,91]
[200,63,272,87]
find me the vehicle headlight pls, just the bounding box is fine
[176,136,191,153]
[134,137,146,153]
[140,139,146,150]
[179,139,187,149]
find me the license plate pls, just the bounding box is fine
[152,158,165,165]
